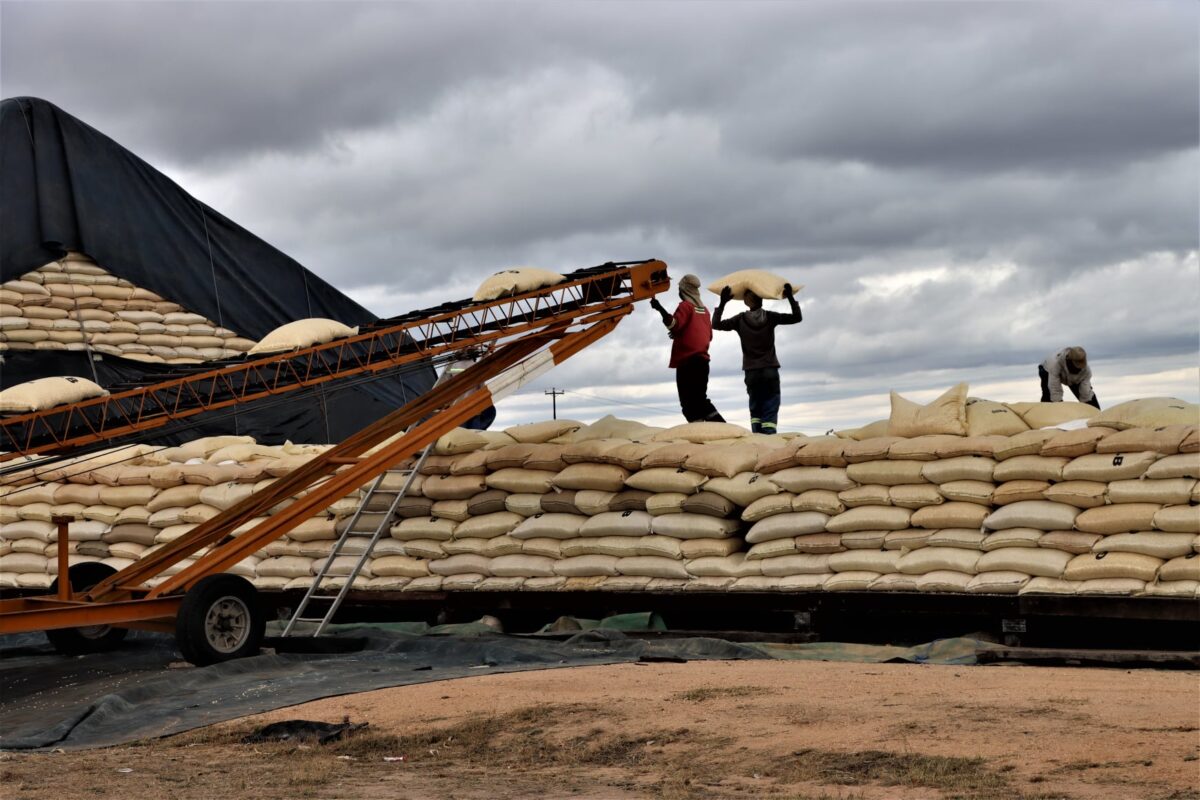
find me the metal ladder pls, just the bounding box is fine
[280,442,433,637]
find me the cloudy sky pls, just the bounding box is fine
[3,1,1197,432]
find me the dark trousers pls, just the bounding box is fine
[745,367,781,433]
[675,356,724,423]
[1038,365,1100,409]
[463,405,497,430]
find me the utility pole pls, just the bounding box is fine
[544,388,565,419]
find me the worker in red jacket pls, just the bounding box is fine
[649,274,725,423]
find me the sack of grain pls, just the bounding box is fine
[921,457,996,484]
[653,421,750,444]
[793,438,849,467]
[1097,426,1192,456]
[993,455,1068,482]
[572,415,661,443]
[686,553,762,577]
[1042,481,1106,509]
[429,554,492,576]
[827,550,900,574]
[981,528,1042,550]
[746,512,830,543]
[504,419,583,444]
[839,530,888,549]
[792,489,844,515]
[888,484,943,509]
[1144,453,1200,480]
[680,491,737,518]
[1143,579,1200,597]
[703,473,780,506]
[247,318,359,356]
[650,514,740,539]
[966,571,1030,594]
[509,513,586,540]
[914,570,973,592]
[909,502,990,530]
[1075,504,1162,535]
[486,468,558,494]
[391,517,457,541]
[1153,505,1200,533]
[983,501,1079,531]
[554,555,621,577]
[1088,398,1199,431]
[936,435,1007,459]
[1094,533,1195,559]
[938,480,995,505]
[454,512,523,539]
[579,510,654,537]
[1158,555,1200,582]
[1038,530,1101,554]
[887,383,968,437]
[992,429,1061,460]
[490,554,557,577]
[1065,450,1156,482]
[926,528,987,549]
[889,435,965,462]
[898,547,980,575]
[758,553,831,576]
[977,548,1071,578]
[841,436,902,464]
[1008,401,1099,429]
[769,466,855,493]
[707,269,797,301]
[1108,478,1196,505]
[680,537,741,558]
[473,267,565,301]
[827,506,911,533]
[552,463,630,492]
[624,468,708,494]
[824,571,879,591]
[1064,552,1161,582]
[0,376,108,413]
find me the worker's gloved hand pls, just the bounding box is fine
[649,298,664,312]
[783,283,794,299]
[719,286,733,303]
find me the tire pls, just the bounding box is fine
[175,574,265,666]
[46,562,130,655]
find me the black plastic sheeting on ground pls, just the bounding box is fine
[0,629,766,751]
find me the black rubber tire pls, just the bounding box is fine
[46,562,129,655]
[175,574,264,666]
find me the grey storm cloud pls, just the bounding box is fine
[2,0,1197,426]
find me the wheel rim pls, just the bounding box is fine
[76,624,112,639]
[203,595,251,654]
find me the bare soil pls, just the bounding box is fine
[3,660,1198,799]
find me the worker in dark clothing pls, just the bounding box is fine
[649,274,725,423]
[1039,346,1100,409]
[713,283,801,434]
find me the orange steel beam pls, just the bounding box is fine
[0,260,668,460]
[0,310,628,634]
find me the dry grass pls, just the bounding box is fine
[672,685,773,703]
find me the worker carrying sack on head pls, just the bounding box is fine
[1039,346,1100,409]
[713,282,801,434]
[649,274,725,423]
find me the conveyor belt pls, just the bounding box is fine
[0,260,664,460]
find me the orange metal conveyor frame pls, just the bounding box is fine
[0,260,670,663]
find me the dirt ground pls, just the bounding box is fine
[3,660,1198,800]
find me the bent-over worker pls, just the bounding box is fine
[713,283,801,434]
[649,274,725,423]
[1039,346,1099,409]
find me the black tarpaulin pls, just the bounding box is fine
[0,97,435,442]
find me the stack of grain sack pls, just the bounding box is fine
[0,253,255,363]
[1,395,1197,597]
